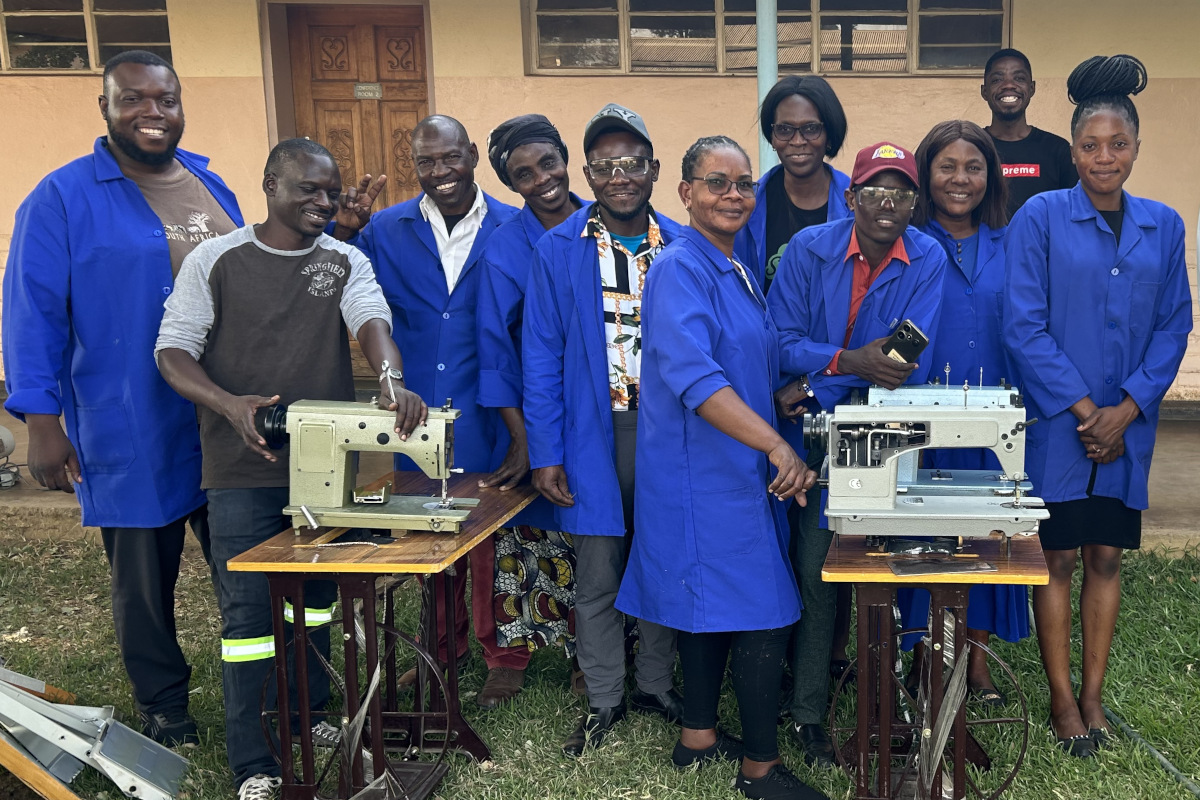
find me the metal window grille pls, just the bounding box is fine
[0,0,170,74]
[527,0,1007,75]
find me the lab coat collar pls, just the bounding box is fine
[1068,183,1155,264]
[91,136,213,183]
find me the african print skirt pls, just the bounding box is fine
[493,525,577,656]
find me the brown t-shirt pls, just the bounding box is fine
[155,225,392,488]
[129,163,237,277]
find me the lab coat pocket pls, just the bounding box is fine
[1127,281,1160,338]
[76,402,136,471]
[694,486,767,558]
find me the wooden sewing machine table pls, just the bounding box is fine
[821,534,1048,800]
[227,471,536,800]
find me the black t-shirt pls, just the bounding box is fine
[1099,207,1124,244]
[764,168,829,291]
[987,126,1077,220]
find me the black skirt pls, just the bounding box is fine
[1039,466,1142,551]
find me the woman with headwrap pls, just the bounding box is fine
[473,114,588,708]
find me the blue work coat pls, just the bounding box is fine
[522,205,683,537]
[734,163,852,289]
[477,196,588,529]
[615,228,801,632]
[769,217,949,423]
[354,192,517,473]
[2,138,242,528]
[920,221,1010,472]
[1003,185,1193,509]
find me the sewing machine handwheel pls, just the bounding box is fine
[262,404,289,450]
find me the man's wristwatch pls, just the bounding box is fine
[798,375,815,398]
[380,366,404,384]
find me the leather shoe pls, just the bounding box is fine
[397,650,471,688]
[562,703,626,757]
[795,723,836,768]
[476,667,525,709]
[630,687,685,724]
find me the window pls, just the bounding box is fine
[0,0,170,73]
[527,0,1006,75]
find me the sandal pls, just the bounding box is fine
[1049,718,1097,758]
[1089,726,1114,749]
[969,686,1006,707]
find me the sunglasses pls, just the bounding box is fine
[771,122,825,143]
[586,156,651,181]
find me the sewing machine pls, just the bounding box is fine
[802,375,1048,538]
[265,399,479,533]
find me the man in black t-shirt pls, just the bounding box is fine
[981,48,1077,219]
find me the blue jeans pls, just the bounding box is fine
[208,487,336,789]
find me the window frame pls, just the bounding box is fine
[523,0,1009,77]
[0,0,171,75]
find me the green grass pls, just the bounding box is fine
[1,535,1198,800]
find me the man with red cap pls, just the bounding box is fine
[766,142,949,767]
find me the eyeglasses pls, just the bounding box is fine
[586,156,651,181]
[692,174,757,199]
[855,186,917,209]
[771,122,825,143]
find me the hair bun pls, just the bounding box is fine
[1067,54,1148,106]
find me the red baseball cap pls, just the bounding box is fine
[851,141,919,188]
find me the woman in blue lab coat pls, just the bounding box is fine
[1005,55,1192,758]
[734,75,852,292]
[476,114,587,684]
[896,120,1028,704]
[616,137,826,800]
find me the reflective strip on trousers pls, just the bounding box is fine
[283,601,335,626]
[222,636,276,662]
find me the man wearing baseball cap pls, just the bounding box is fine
[523,103,685,755]
[766,141,949,767]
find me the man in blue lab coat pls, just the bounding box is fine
[768,142,947,767]
[523,104,685,756]
[336,115,529,696]
[2,50,242,747]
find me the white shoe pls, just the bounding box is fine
[237,775,282,800]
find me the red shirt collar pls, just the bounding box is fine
[845,227,910,268]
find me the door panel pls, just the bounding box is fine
[288,5,429,380]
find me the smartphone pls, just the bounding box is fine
[882,319,929,364]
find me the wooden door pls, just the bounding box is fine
[288,5,428,380]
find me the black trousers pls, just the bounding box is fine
[100,505,212,715]
[677,625,791,762]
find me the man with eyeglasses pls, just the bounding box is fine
[523,103,685,756]
[333,115,529,699]
[767,142,948,768]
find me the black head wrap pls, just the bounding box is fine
[486,114,568,189]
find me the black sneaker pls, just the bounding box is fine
[671,728,744,767]
[733,763,830,800]
[140,709,200,748]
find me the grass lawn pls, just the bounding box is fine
[1,534,1198,800]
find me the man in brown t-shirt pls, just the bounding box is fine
[156,138,425,800]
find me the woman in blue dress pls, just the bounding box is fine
[896,119,1026,705]
[616,137,826,800]
[1005,55,1192,757]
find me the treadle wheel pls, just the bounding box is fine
[260,614,454,799]
[828,629,1029,799]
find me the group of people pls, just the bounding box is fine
[2,41,1192,800]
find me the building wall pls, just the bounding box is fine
[2,0,1198,395]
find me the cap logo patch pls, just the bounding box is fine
[871,145,904,160]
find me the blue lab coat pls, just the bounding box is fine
[354,191,518,473]
[769,217,949,419]
[1004,185,1193,510]
[734,164,852,289]
[477,197,588,529]
[896,220,1027,649]
[2,138,242,528]
[615,228,801,632]
[522,205,683,537]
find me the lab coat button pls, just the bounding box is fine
[442,312,450,319]
[965,287,973,296]
[1111,268,1119,276]
[163,287,170,295]
[438,363,445,371]
[968,341,976,349]
[1109,321,1117,329]
[1105,377,1114,384]
[153,229,162,237]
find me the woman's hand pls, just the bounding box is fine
[1077,397,1139,463]
[767,442,816,503]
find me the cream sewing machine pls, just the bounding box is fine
[802,370,1048,539]
[264,398,478,533]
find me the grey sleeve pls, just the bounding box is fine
[338,242,393,338]
[155,241,218,362]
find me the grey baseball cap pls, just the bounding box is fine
[582,103,652,153]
